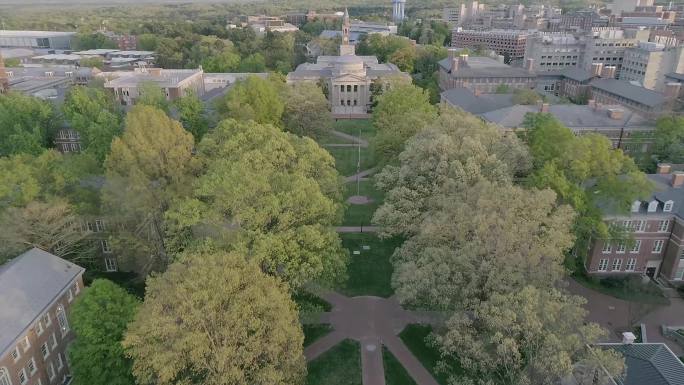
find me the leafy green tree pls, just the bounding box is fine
[4,57,20,67]
[136,34,159,51]
[282,82,332,138]
[651,115,684,164]
[69,279,140,385]
[216,75,284,125]
[261,31,295,73]
[123,248,306,385]
[174,90,209,142]
[512,88,543,105]
[389,46,417,73]
[372,84,437,164]
[238,52,266,72]
[79,56,104,69]
[356,34,413,62]
[165,119,347,288]
[201,49,240,73]
[436,286,625,385]
[63,86,123,164]
[136,82,170,114]
[0,92,56,156]
[104,106,194,273]
[73,33,117,50]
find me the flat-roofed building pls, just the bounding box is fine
[451,28,529,62]
[589,77,668,117]
[0,248,85,385]
[102,67,205,106]
[0,30,75,49]
[524,33,585,72]
[621,42,684,91]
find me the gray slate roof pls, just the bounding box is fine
[441,87,516,114]
[438,57,535,78]
[600,343,684,385]
[561,67,596,82]
[644,173,684,220]
[0,248,84,355]
[590,78,666,107]
[665,72,684,82]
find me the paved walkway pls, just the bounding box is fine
[331,130,369,148]
[346,168,377,183]
[566,279,684,355]
[336,226,380,233]
[303,290,443,385]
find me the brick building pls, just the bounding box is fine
[0,248,85,385]
[451,29,528,62]
[586,165,684,283]
[438,52,536,92]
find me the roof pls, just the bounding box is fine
[0,30,76,38]
[440,87,516,114]
[0,248,84,355]
[561,67,596,82]
[665,72,684,81]
[103,68,202,88]
[599,343,684,385]
[438,56,535,78]
[590,78,666,107]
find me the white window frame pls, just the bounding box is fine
[648,200,659,212]
[95,219,105,232]
[664,200,674,212]
[630,240,641,253]
[36,320,44,336]
[56,305,69,335]
[56,353,63,370]
[612,258,622,271]
[602,242,612,253]
[626,258,636,271]
[631,200,641,212]
[21,336,30,353]
[653,239,664,253]
[11,346,20,362]
[0,368,11,385]
[658,220,670,232]
[67,288,73,303]
[634,220,646,232]
[616,241,626,254]
[598,258,609,271]
[43,312,51,327]
[47,363,55,381]
[101,239,112,254]
[17,368,26,385]
[41,342,49,359]
[73,281,80,295]
[50,333,57,349]
[27,357,36,376]
[104,257,118,272]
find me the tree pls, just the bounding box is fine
[512,88,543,105]
[136,82,170,114]
[238,52,266,72]
[4,57,20,67]
[136,34,159,51]
[69,279,140,385]
[435,286,624,385]
[63,86,123,164]
[165,119,347,288]
[282,82,332,139]
[0,92,56,156]
[389,46,417,73]
[202,49,240,73]
[123,248,306,385]
[174,90,209,142]
[0,198,95,265]
[73,33,117,50]
[651,115,684,164]
[216,75,284,125]
[104,106,194,273]
[79,56,104,69]
[261,31,295,73]
[372,84,437,164]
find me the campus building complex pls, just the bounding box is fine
[0,248,85,385]
[451,29,528,62]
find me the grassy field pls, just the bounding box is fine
[343,178,384,226]
[327,146,375,177]
[399,325,450,385]
[303,324,333,347]
[307,339,362,385]
[333,119,376,142]
[383,347,417,385]
[338,233,402,297]
[572,274,670,305]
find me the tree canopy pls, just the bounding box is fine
[123,248,306,385]
[281,82,332,139]
[651,115,684,165]
[216,75,284,126]
[174,90,209,142]
[0,92,56,157]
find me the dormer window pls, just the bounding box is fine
[664,200,674,212]
[631,200,641,213]
[647,200,659,213]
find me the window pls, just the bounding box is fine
[346,85,351,92]
[615,240,626,253]
[602,242,612,253]
[36,320,44,335]
[626,258,636,271]
[50,333,57,349]
[41,343,49,359]
[17,368,26,385]
[27,358,36,376]
[21,337,29,352]
[56,306,69,335]
[101,239,112,254]
[0,368,11,385]
[598,258,609,271]
[634,220,646,232]
[73,281,80,295]
[631,200,641,212]
[95,219,105,232]
[67,289,73,303]
[47,363,55,381]
[353,85,358,92]
[104,257,118,272]
[648,200,659,212]
[630,240,641,253]
[664,200,673,212]
[612,258,622,271]
[56,354,63,370]
[622,220,632,229]
[658,220,670,232]
[11,346,20,362]
[653,240,664,253]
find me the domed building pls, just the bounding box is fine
[286,8,410,118]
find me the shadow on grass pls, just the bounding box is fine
[338,233,403,298]
[399,324,452,385]
[383,347,417,385]
[307,339,361,385]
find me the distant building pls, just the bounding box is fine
[287,9,410,118]
[596,341,684,385]
[621,42,684,91]
[451,29,528,62]
[524,33,585,72]
[0,248,85,385]
[5,65,96,101]
[438,51,536,93]
[581,28,646,76]
[586,165,684,283]
[0,51,8,93]
[392,0,406,23]
[245,16,299,34]
[0,30,75,50]
[319,21,398,45]
[102,67,205,106]
[589,77,669,118]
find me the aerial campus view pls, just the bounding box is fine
[0,0,683,384]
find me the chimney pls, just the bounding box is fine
[622,332,636,344]
[601,65,617,79]
[474,87,482,96]
[149,68,162,76]
[664,82,681,99]
[607,108,624,120]
[451,56,459,72]
[657,163,672,174]
[497,54,505,63]
[672,172,684,187]
[525,58,535,72]
[459,53,469,66]
[591,62,604,77]
[540,103,550,113]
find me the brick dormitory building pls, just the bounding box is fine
[586,164,684,283]
[0,248,85,385]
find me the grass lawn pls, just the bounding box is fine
[327,146,375,177]
[399,325,450,385]
[333,119,376,142]
[293,291,333,313]
[316,130,355,145]
[303,324,333,347]
[343,178,384,226]
[307,339,362,385]
[383,347,417,385]
[572,274,670,305]
[338,233,402,297]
